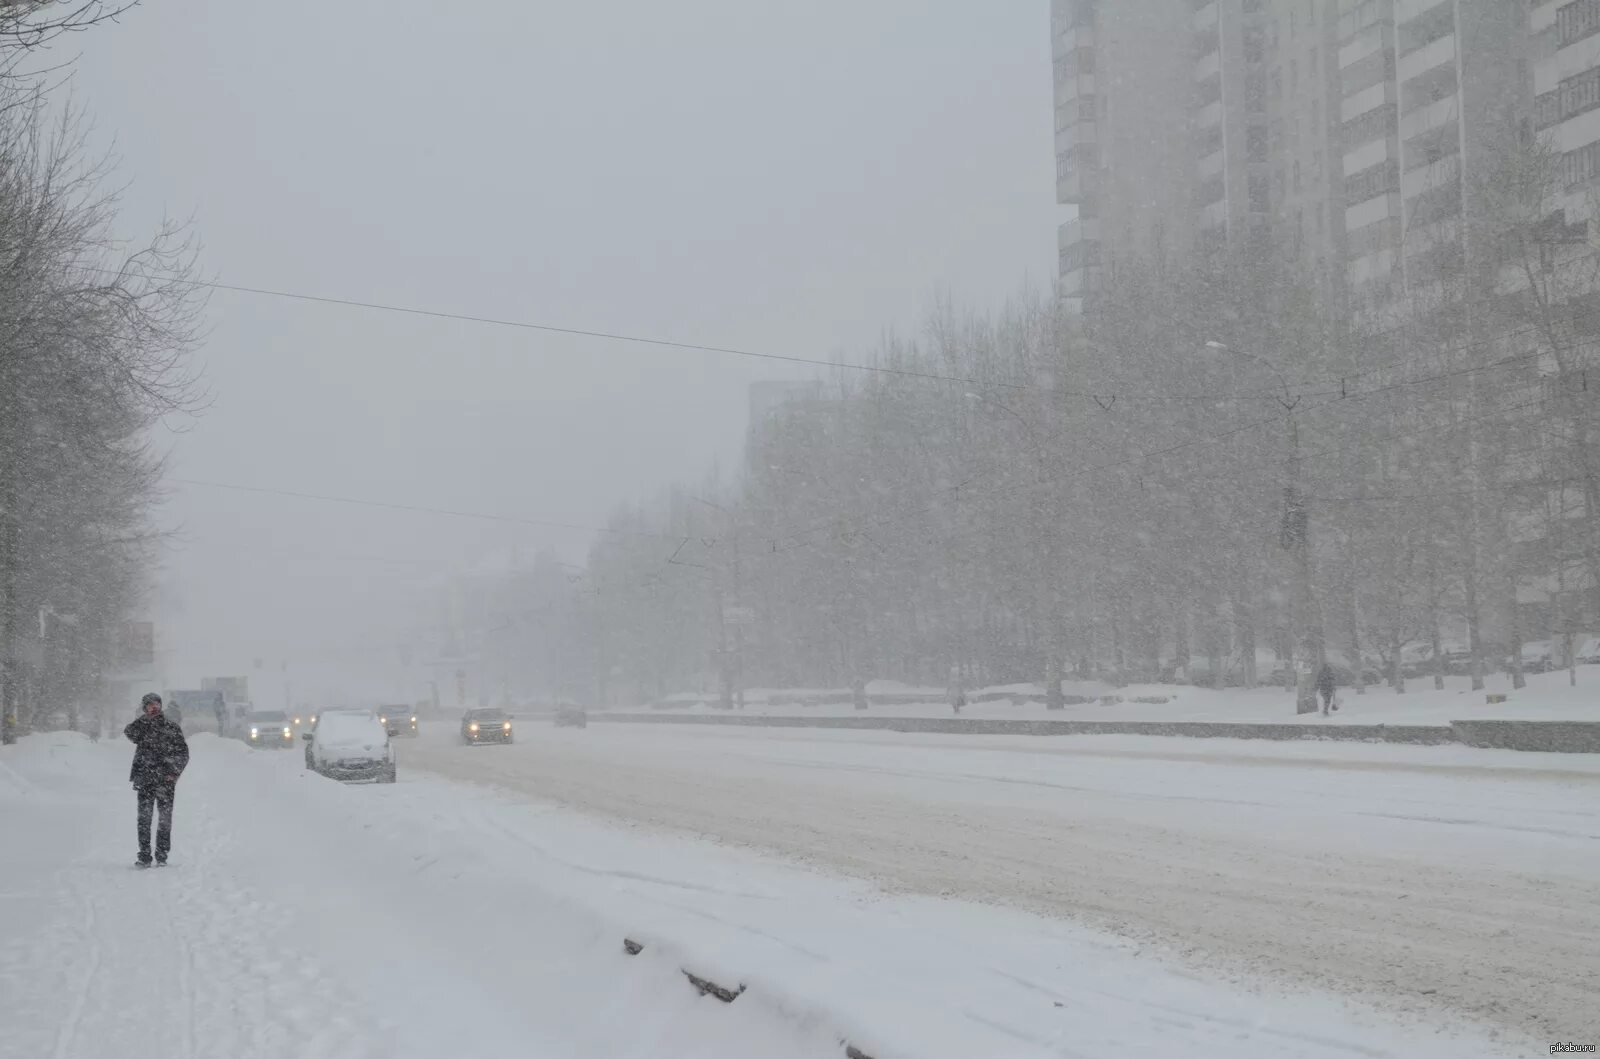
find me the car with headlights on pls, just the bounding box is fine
[461,707,513,745]
[377,704,417,738]
[243,710,295,749]
[304,711,395,783]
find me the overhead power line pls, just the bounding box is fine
[169,478,692,541]
[68,266,1358,405]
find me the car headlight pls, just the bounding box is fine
[282,727,291,738]
[379,716,387,724]
[502,721,511,731]
[249,727,258,738]
[410,716,417,724]
[468,722,479,732]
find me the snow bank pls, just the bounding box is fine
[641,667,1600,727]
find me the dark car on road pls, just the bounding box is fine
[244,710,295,749]
[377,704,417,738]
[461,707,513,745]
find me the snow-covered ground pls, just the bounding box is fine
[0,732,839,1059]
[640,666,1600,725]
[3,724,1592,1057]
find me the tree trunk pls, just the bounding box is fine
[1506,564,1527,690]
[1464,564,1485,692]
[0,457,17,744]
[1235,579,1257,689]
[1426,542,1445,691]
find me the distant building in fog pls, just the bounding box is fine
[1051,0,1531,315]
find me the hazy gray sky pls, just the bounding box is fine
[68,0,1055,699]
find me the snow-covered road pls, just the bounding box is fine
[405,724,1600,1046]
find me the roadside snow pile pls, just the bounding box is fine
[642,667,1600,726]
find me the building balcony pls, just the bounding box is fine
[1059,264,1103,298]
[1054,23,1094,59]
[1057,71,1096,103]
[1058,217,1101,256]
[1057,167,1099,205]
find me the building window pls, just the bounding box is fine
[1340,103,1396,151]
[1345,159,1399,204]
[1407,178,1461,225]
[1245,70,1268,113]
[1558,0,1600,49]
[1247,125,1268,163]
[1536,89,1561,131]
[1401,62,1458,114]
[1561,139,1600,189]
[1340,46,1392,98]
[1244,27,1265,65]
[1346,217,1400,260]
[1537,66,1600,133]
[1403,125,1460,171]
[1399,2,1455,56]
[1249,173,1271,212]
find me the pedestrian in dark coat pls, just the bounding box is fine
[1315,663,1338,715]
[125,692,189,867]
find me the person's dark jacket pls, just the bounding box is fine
[1315,664,1337,694]
[125,713,190,789]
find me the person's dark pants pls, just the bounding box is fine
[136,782,176,863]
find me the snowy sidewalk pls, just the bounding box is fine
[0,732,835,1059]
[0,729,1563,1058]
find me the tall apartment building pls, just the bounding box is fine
[1533,0,1600,218]
[1052,0,1194,311]
[1055,0,1528,317]
[1053,0,1347,310]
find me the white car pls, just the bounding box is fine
[304,712,395,784]
[1519,640,1557,673]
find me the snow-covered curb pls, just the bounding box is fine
[593,710,1600,751]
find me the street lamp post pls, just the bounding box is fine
[1202,342,1322,715]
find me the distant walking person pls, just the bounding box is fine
[1315,663,1338,716]
[125,693,189,868]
